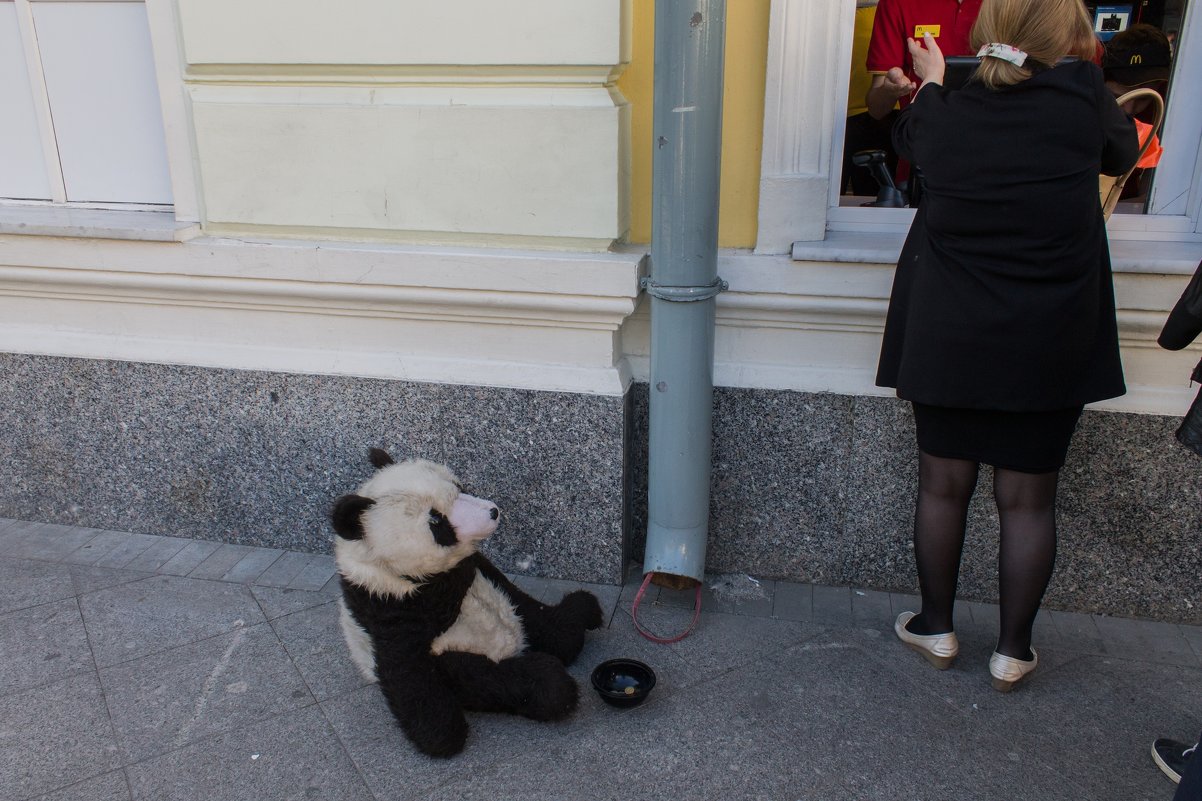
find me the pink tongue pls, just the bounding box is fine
[448,494,499,541]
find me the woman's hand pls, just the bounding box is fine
[907,32,946,88]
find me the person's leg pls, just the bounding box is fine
[905,450,979,636]
[993,467,1060,660]
[1174,735,1201,801]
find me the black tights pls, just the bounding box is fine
[905,450,1059,661]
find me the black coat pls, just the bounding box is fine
[876,60,1139,411]
[1158,258,1202,456]
[1158,258,1202,357]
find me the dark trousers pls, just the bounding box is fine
[1175,734,1202,801]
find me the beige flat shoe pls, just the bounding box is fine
[989,648,1038,692]
[894,611,959,670]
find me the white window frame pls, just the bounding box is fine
[1,0,200,223]
[756,0,1202,252]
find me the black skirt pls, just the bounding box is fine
[912,403,1084,473]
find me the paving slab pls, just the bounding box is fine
[1048,609,1106,653]
[68,563,154,597]
[0,597,94,697]
[2,520,1198,801]
[220,548,284,584]
[288,554,337,591]
[1095,615,1200,667]
[187,544,258,581]
[0,672,121,801]
[812,584,853,627]
[99,622,313,763]
[888,590,921,617]
[658,610,813,689]
[0,521,101,561]
[0,557,76,615]
[60,530,137,566]
[123,706,374,801]
[1183,623,1202,660]
[267,599,370,701]
[157,540,221,576]
[774,580,814,621]
[414,746,624,801]
[121,536,193,573]
[92,532,166,569]
[37,771,132,801]
[916,652,1202,800]
[251,584,340,621]
[573,628,1113,801]
[850,587,893,630]
[78,574,265,667]
[254,551,315,588]
[554,632,910,801]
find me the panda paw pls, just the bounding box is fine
[513,652,579,721]
[558,590,604,630]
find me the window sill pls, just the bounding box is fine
[792,231,1202,275]
[0,206,199,243]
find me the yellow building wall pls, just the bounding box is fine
[618,0,770,248]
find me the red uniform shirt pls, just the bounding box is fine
[866,0,984,108]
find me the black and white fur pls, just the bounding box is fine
[331,449,603,758]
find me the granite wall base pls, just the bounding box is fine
[0,354,631,584]
[630,384,1202,624]
[6,353,1200,622]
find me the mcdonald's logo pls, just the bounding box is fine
[1129,54,1143,65]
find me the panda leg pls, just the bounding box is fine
[376,658,469,758]
[520,590,604,666]
[435,650,579,721]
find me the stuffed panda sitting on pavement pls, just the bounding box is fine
[331,448,604,758]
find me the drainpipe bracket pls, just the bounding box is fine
[640,276,728,302]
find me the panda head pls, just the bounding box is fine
[331,449,500,593]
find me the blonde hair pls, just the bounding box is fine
[971,0,1097,89]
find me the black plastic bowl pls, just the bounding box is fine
[590,659,656,708]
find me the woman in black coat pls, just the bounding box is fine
[876,0,1139,690]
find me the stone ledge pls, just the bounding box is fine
[0,206,199,242]
[793,230,1202,275]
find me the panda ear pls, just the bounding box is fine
[369,448,395,469]
[332,494,376,540]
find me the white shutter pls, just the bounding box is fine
[0,2,53,200]
[31,1,172,204]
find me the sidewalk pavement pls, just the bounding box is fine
[1,516,1199,801]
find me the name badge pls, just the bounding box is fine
[914,24,941,37]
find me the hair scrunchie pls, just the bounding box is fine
[976,42,1028,66]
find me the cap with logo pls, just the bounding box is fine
[1103,23,1172,87]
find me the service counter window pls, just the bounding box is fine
[825,0,1202,240]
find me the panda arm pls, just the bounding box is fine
[470,554,603,665]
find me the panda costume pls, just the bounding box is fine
[331,449,603,758]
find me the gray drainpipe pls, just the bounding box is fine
[641,0,728,590]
